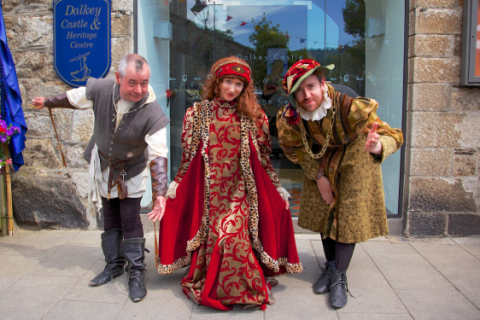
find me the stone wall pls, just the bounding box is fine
[2,0,134,229]
[406,0,480,236]
[4,0,480,236]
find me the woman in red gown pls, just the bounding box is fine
[156,56,302,310]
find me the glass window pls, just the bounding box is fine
[136,0,406,215]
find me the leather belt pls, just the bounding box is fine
[98,150,135,200]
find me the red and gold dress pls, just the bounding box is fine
[157,98,302,310]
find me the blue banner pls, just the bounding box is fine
[1,0,27,171]
[53,0,111,88]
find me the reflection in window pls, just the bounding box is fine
[138,0,405,215]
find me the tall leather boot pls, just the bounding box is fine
[90,229,126,286]
[313,260,335,294]
[329,269,351,309]
[124,238,147,302]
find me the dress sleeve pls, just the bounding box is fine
[276,108,321,181]
[173,105,197,184]
[255,112,281,188]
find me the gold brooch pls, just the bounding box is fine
[232,65,246,74]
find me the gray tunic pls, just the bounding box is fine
[83,77,170,182]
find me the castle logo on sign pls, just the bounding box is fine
[53,0,111,87]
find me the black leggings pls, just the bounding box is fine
[321,234,355,272]
[101,197,143,239]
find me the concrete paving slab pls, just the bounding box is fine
[0,230,36,245]
[0,274,78,320]
[367,236,390,242]
[68,230,102,246]
[310,239,326,261]
[191,307,264,320]
[407,237,456,244]
[42,300,123,320]
[63,260,129,304]
[0,232,78,257]
[451,237,480,245]
[435,267,480,309]
[378,266,453,291]
[294,233,321,240]
[341,249,408,314]
[0,273,23,295]
[338,313,413,320]
[396,289,480,320]
[361,242,417,255]
[29,246,99,278]
[117,269,193,320]
[345,244,376,270]
[411,243,480,270]
[0,231,39,255]
[273,239,320,289]
[264,287,337,320]
[368,253,432,270]
[452,238,480,258]
[0,254,45,274]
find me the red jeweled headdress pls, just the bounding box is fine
[214,60,252,82]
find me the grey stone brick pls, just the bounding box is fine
[448,214,480,236]
[409,212,446,237]
[409,177,477,212]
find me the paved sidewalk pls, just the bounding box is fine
[0,229,479,320]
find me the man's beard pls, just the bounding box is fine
[298,96,321,111]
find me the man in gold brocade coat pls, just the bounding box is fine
[276,59,403,309]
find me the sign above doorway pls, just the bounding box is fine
[53,0,111,88]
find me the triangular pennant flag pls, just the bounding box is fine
[285,35,290,38]
[300,38,306,43]
[314,41,318,44]
[240,21,247,26]
[227,15,233,21]
[254,25,260,30]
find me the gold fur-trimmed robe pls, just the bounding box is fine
[276,84,403,243]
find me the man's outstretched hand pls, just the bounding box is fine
[31,97,46,110]
[365,122,383,155]
[147,196,166,223]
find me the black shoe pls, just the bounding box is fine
[329,269,352,309]
[313,260,334,294]
[124,238,147,303]
[90,229,126,286]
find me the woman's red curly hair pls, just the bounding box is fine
[203,56,262,121]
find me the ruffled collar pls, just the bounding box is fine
[296,83,332,121]
[214,97,237,108]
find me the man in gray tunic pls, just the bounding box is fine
[32,54,169,303]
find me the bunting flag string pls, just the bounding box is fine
[224,14,323,45]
